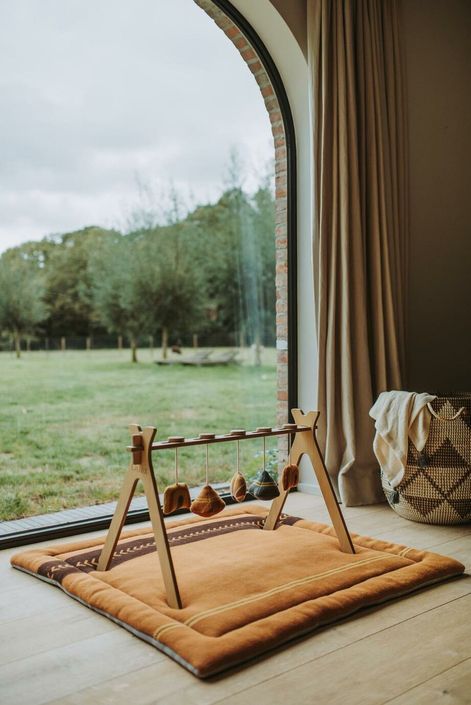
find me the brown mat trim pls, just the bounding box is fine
[37,514,300,585]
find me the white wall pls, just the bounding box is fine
[230,0,318,491]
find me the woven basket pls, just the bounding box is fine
[382,394,471,524]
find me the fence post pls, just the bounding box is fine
[61,337,66,352]
[192,333,198,349]
[86,336,91,351]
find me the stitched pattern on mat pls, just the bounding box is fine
[150,553,409,640]
[37,514,299,584]
[184,553,408,628]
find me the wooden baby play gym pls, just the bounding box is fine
[97,408,355,609]
[11,409,464,678]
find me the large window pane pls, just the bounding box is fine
[0,0,280,521]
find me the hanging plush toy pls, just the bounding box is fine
[190,443,225,518]
[230,440,247,502]
[280,430,299,491]
[281,463,299,491]
[190,485,225,517]
[231,473,247,502]
[248,470,280,500]
[248,435,280,500]
[163,483,191,514]
[163,441,191,515]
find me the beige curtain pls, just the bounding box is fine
[308,0,408,505]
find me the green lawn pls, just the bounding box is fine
[0,348,277,520]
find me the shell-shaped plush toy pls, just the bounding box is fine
[190,485,225,518]
[248,470,280,500]
[281,463,299,492]
[230,471,247,502]
[163,483,192,515]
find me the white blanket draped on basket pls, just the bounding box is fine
[369,391,437,487]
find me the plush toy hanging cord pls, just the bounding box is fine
[281,431,299,491]
[190,442,225,517]
[230,439,247,502]
[163,443,191,515]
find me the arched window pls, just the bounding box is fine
[0,0,296,540]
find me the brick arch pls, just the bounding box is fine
[193,0,290,425]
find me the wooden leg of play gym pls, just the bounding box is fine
[264,410,355,555]
[97,425,182,609]
[140,469,182,609]
[263,489,289,532]
[308,430,355,554]
[97,470,138,571]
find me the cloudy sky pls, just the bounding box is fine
[0,0,273,252]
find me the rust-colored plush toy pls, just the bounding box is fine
[190,485,225,518]
[230,471,247,502]
[248,470,280,500]
[163,483,191,515]
[281,463,299,492]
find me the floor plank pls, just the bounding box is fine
[43,581,471,705]
[0,609,116,666]
[426,535,471,572]
[0,582,81,624]
[384,657,471,705]
[203,596,471,705]
[0,630,163,705]
[370,522,471,551]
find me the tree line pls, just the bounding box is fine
[0,180,275,362]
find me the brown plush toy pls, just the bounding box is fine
[281,463,299,492]
[190,485,225,518]
[230,471,247,502]
[163,483,191,515]
[163,442,192,515]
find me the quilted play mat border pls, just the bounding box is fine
[11,505,464,678]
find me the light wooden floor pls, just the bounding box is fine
[1,492,470,705]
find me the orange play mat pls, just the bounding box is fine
[11,506,464,678]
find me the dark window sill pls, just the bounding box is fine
[0,483,280,549]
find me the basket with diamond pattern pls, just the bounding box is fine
[382,395,471,524]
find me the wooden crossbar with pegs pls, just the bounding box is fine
[96,409,355,609]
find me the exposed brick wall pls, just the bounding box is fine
[193,0,289,428]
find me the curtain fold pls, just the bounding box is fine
[308,0,408,505]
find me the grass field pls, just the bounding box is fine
[0,348,277,521]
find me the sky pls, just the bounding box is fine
[0,0,273,253]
